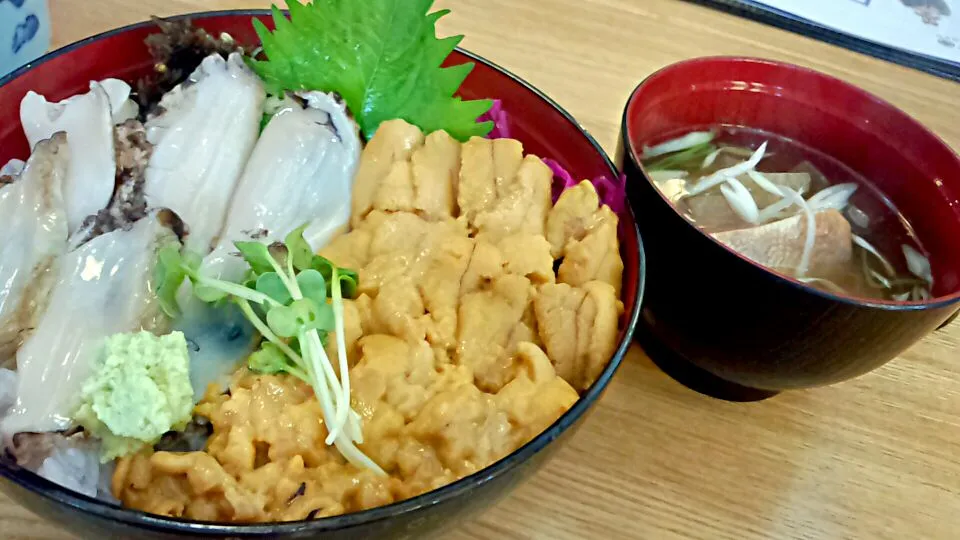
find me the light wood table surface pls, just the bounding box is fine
[4,1,960,539]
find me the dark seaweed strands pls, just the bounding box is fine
[139,17,363,147]
[137,16,249,119]
[287,482,306,504]
[153,416,213,453]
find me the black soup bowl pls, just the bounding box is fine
[0,10,644,540]
[616,57,960,402]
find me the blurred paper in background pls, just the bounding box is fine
[689,0,960,80]
[747,0,960,66]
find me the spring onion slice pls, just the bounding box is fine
[746,169,784,198]
[853,235,896,277]
[846,204,871,229]
[647,170,689,182]
[687,142,768,196]
[701,148,723,169]
[861,249,926,292]
[757,196,797,224]
[719,145,764,159]
[641,131,715,160]
[862,251,885,289]
[702,145,770,169]
[806,183,858,212]
[720,177,760,224]
[869,268,893,289]
[903,244,934,286]
[907,285,929,302]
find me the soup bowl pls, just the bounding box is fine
[617,57,960,402]
[0,10,645,539]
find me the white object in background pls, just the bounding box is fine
[0,0,51,78]
[749,0,960,65]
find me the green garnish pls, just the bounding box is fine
[248,342,307,380]
[250,0,493,141]
[156,225,384,475]
[644,142,717,172]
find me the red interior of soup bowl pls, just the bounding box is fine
[624,56,960,302]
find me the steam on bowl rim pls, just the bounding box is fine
[620,55,960,312]
[0,9,645,535]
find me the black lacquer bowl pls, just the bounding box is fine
[617,57,960,402]
[0,11,644,539]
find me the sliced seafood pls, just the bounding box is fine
[199,91,360,284]
[144,52,265,255]
[20,79,138,233]
[0,135,70,366]
[1,211,181,434]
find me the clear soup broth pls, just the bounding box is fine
[641,126,934,302]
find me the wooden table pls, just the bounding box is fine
[5,1,960,538]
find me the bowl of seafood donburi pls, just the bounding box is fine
[0,5,643,539]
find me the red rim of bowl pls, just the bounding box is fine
[623,55,960,311]
[0,9,645,536]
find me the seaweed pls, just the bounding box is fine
[136,17,248,118]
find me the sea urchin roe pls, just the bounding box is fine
[112,120,623,522]
[113,352,577,522]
